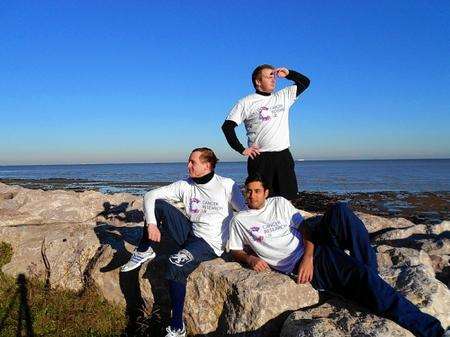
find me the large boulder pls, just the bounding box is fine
[184,259,319,336]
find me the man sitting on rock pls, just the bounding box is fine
[121,147,246,337]
[227,174,447,337]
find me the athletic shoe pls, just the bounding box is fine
[164,324,186,337]
[120,247,156,272]
[442,328,450,337]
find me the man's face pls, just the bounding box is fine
[187,151,212,178]
[256,68,276,93]
[245,181,269,209]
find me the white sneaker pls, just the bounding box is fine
[443,328,450,337]
[165,324,186,337]
[120,247,156,272]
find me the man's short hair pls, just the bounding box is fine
[245,173,270,191]
[192,147,219,170]
[251,64,275,88]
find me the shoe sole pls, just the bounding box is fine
[120,252,156,273]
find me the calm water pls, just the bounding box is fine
[0,159,449,195]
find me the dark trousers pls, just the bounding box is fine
[309,203,444,337]
[138,199,217,284]
[247,148,298,200]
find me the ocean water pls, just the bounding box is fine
[0,159,449,195]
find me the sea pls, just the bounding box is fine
[0,159,449,195]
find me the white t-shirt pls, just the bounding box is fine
[226,85,298,152]
[143,174,246,256]
[227,197,304,274]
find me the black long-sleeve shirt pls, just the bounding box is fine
[222,70,310,154]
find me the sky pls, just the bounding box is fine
[0,1,449,165]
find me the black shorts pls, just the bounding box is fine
[247,148,298,200]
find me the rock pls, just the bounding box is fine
[184,259,319,336]
[280,300,414,337]
[0,182,139,226]
[356,212,415,234]
[0,221,99,292]
[376,246,450,328]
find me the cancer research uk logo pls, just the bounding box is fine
[189,197,201,214]
[258,107,271,122]
[250,225,264,243]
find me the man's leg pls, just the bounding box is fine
[274,149,298,200]
[312,245,444,337]
[165,235,217,332]
[247,152,276,196]
[314,202,378,272]
[122,199,193,272]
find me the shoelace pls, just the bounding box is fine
[165,326,184,337]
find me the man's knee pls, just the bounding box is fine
[155,198,171,211]
[165,249,196,284]
[329,201,352,215]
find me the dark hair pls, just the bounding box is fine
[191,147,219,170]
[251,64,275,88]
[245,173,270,191]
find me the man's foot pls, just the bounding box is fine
[164,324,186,337]
[442,328,450,337]
[120,247,156,272]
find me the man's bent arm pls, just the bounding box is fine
[231,249,269,272]
[285,70,310,97]
[221,120,246,154]
[143,182,184,224]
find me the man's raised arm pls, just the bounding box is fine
[276,67,310,97]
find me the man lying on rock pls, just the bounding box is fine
[120,147,246,337]
[227,174,447,337]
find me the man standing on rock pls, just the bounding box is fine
[121,147,246,337]
[222,64,310,200]
[227,174,446,337]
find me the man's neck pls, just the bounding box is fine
[191,171,214,184]
[255,89,272,96]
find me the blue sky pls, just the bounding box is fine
[1,1,449,164]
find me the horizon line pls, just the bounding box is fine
[1,157,449,166]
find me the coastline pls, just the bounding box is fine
[2,178,448,225]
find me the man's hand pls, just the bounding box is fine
[247,255,269,272]
[242,145,260,159]
[275,67,289,78]
[147,224,161,242]
[296,254,314,284]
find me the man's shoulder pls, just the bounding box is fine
[268,196,290,206]
[236,92,261,105]
[213,174,236,186]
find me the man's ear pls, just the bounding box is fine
[254,78,261,90]
[264,189,269,198]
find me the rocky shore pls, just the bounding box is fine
[0,181,449,336]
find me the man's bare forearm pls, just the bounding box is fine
[300,224,314,257]
[231,249,252,266]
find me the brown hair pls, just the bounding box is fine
[191,147,219,170]
[251,64,275,88]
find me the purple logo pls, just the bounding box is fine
[189,197,201,213]
[258,107,271,122]
[250,226,260,232]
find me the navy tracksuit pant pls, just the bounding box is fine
[308,203,444,337]
[137,199,217,330]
